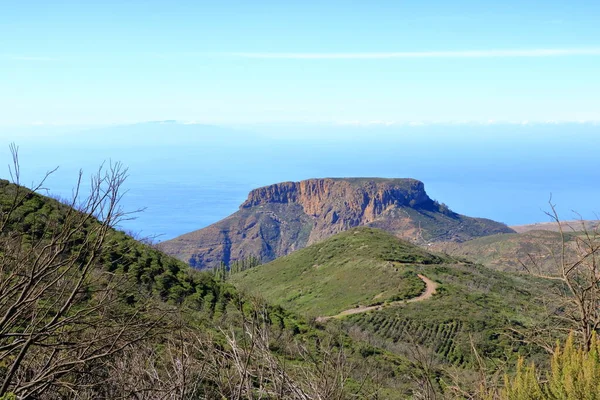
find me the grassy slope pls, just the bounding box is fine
[232,227,559,369]
[430,230,582,274]
[345,262,557,366]
[231,227,445,316]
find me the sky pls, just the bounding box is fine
[2,0,600,126]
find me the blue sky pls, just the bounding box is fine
[2,0,600,126]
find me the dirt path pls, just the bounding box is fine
[316,274,438,322]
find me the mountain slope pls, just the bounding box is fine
[0,177,243,397]
[510,220,600,233]
[430,229,586,274]
[231,227,446,316]
[0,178,443,399]
[160,178,513,269]
[230,227,558,369]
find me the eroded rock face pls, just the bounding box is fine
[158,178,514,270]
[243,179,430,213]
[241,178,433,244]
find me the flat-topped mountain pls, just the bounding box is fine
[159,178,514,269]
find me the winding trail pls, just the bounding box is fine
[316,274,438,322]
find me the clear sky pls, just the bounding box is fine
[2,0,600,126]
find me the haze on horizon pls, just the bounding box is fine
[2,0,600,126]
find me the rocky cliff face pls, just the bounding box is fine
[242,178,431,213]
[241,178,434,244]
[158,178,514,270]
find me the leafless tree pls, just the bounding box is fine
[0,145,380,398]
[191,300,364,400]
[0,145,163,398]
[94,318,205,400]
[517,199,600,352]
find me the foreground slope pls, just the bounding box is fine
[160,178,513,270]
[0,178,445,399]
[0,177,246,397]
[231,227,558,368]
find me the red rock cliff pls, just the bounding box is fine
[241,178,434,243]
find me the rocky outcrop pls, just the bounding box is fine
[243,178,431,213]
[241,178,435,244]
[158,178,514,270]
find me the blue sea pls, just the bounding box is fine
[3,122,599,241]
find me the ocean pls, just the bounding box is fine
[3,122,599,241]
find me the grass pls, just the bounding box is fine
[343,261,558,366]
[230,227,444,317]
[232,226,562,370]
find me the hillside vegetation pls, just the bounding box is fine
[431,230,584,274]
[0,175,442,399]
[0,176,262,398]
[231,228,560,378]
[231,227,445,316]
[2,167,589,399]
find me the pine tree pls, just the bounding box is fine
[501,332,600,399]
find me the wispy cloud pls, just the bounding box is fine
[330,119,600,127]
[1,54,56,61]
[227,48,600,60]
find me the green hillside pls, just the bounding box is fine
[0,177,269,397]
[231,227,447,316]
[0,178,429,399]
[231,227,560,370]
[0,178,234,314]
[343,261,557,366]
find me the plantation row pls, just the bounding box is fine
[351,313,468,364]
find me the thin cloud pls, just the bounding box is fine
[1,54,56,61]
[227,48,600,59]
